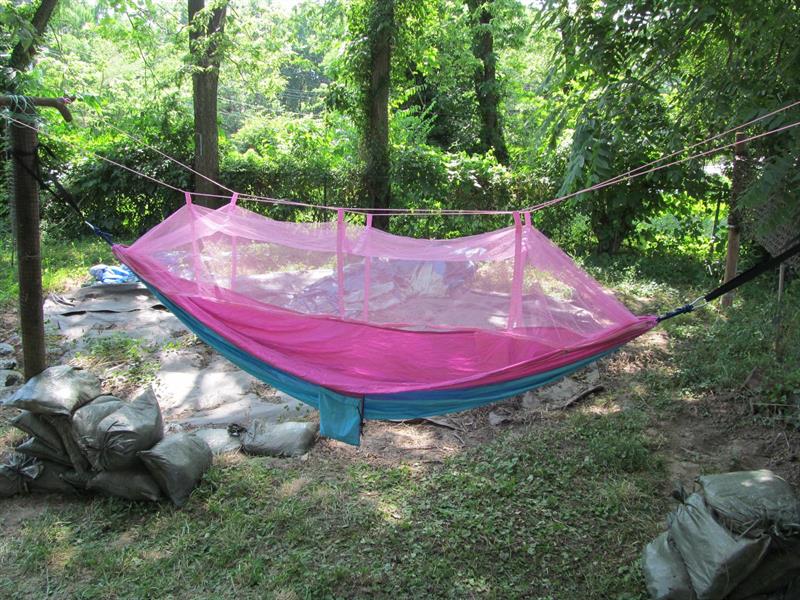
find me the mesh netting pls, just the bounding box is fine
[115,199,654,395]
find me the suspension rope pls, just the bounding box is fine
[76,95,800,216]
[5,98,800,218]
[3,113,185,193]
[554,99,800,203]
[524,117,800,212]
[658,239,800,322]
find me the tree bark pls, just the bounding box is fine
[364,0,393,230]
[9,0,59,76]
[10,113,47,378]
[722,132,746,308]
[467,0,509,165]
[189,0,227,209]
[6,0,61,378]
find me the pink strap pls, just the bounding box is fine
[336,209,345,317]
[524,211,531,228]
[362,214,373,321]
[185,191,193,205]
[508,212,524,330]
[230,192,239,206]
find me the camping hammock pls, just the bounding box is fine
[113,193,657,444]
[7,108,799,446]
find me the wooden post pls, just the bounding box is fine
[3,96,73,379]
[722,131,746,308]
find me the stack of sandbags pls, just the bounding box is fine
[643,470,800,600]
[1,365,212,507]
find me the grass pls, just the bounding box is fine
[73,333,160,390]
[0,234,118,303]
[0,238,798,598]
[0,414,667,599]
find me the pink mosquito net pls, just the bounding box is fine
[114,196,656,396]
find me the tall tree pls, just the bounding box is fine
[362,0,394,229]
[188,0,227,209]
[466,0,509,164]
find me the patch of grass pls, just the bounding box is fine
[669,281,800,399]
[0,234,119,304]
[73,333,159,388]
[0,416,666,599]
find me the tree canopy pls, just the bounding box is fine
[2,0,798,255]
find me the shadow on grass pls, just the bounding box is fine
[0,410,668,599]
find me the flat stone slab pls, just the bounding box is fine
[44,285,185,345]
[176,395,313,428]
[522,365,601,411]
[154,352,258,416]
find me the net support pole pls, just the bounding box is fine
[508,211,524,330]
[337,208,345,318]
[778,262,787,303]
[229,193,239,290]
[722,131,746,308]
[185,192,206,294]
[362,214,373,321]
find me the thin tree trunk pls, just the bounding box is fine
[9,0,59,75]
[467,0,509,165]
[722,132,746,308]
[364,0,393,230]
[6,0,60,378]
[189,0,227,209]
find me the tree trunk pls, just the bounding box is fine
[189,0,227,209]
[364,0,393,230]
[6,0,61,378]
[467,0,509,165]
[722,132,746,308]
[10,114,47,378]
[9,0,59,76]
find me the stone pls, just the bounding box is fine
[0,385,21,404]
[153,352,258,416]
[0,342,15,357]
[488,411,511,426]
[241,420,318,457]
[194,428,242,455]
[0,358,17,370]
[0,369,23,387]
[4,365,101,416]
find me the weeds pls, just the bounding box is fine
[73,333,158,388]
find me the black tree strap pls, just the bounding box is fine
[658,240,800,322]
[9,149,114,245]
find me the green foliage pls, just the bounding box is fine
[0,235,116,303]
[668,274,800,427]
[3,0,797,257]
[75,332,159,387]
